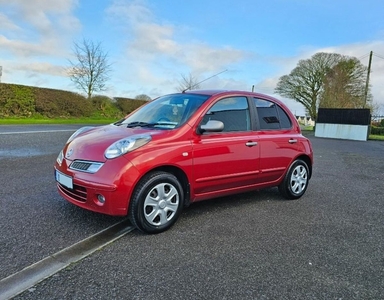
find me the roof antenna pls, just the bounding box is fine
[182,69,228,93]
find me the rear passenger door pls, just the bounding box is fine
[253,97,300,184]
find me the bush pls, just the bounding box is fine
[0,83,35,116]
[0,82,147,119]
[114,97,147,114]
[35,87,93,117]
[371,126,384,135]
[91,95,122,118]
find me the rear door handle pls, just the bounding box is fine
[289,139,297,144]
[246,141,258,147]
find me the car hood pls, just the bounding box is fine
[63,124,165,162]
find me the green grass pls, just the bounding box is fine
[368,134,384,141]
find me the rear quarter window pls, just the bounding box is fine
[254,98,292,130]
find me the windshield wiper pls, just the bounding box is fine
[126,122,150,128]
[126,121,176,128]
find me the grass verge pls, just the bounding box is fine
[368,134,384,141]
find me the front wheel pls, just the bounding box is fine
[129,171,184,234]
[279,159,309,200]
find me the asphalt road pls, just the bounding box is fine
[1,125,384,299]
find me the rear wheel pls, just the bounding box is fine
[278,159,309,200]
[129,171,184,234]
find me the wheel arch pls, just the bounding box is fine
[132,165,191,208]
[295,154,312,179]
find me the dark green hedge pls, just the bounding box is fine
[114,97,148,114]
[371,126,384,135]
[0,83,147,119]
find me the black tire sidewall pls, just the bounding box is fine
[279,159,309,200]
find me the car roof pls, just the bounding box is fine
[183,89,285,105]
[182,89,297,118]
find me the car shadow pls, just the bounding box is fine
[181,187,283,219]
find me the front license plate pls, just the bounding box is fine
[55,170,73,189]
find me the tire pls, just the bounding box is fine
[278,159,309,200]
[129,171,184,234]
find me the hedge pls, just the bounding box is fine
[371,126,384,135]
[0,83,148,119]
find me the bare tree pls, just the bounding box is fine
[177,73,201,92]
[68,39,112,98]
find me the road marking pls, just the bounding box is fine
[0,130,75,135]
[0,220,134,300]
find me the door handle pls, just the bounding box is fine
[288,139,297,144]
[246,141,258,147]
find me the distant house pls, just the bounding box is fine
[296,115,315,127]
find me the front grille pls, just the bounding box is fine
[70,161,92,171]
[58,183,87,202]
[69,160,104,173]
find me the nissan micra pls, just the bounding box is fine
[55,90,313,233]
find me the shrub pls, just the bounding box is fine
[0,82,145,119]
[114,97,147,115]
[0,83,35,116]
[35,87,93,117]
[91,95,122,118]
[371,126,384,135]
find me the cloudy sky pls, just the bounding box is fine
[1,0,384,115]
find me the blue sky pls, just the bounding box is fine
[1,0,384,115]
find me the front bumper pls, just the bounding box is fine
[54,158,140,216]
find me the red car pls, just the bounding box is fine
[55,90,313,233]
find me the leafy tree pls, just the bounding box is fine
[68,39,112,98]
[177,73,201,92]
[135,94,152,101]
[319,58,370,109]
[275,52,362,120]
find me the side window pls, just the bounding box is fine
[254,98,292,130]
[276,105,292,129]
[202,97,250,132]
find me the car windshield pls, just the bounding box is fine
[118,93,210,129]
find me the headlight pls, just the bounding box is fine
[66,126,94,144]
[56,150,64,165]
[105,135,152,159]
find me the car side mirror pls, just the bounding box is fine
[198,120,224,134]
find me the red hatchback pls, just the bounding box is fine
[55,90,313,233]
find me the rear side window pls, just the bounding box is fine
[202,96,251,132]
[254,98,292,130]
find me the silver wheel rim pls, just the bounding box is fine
[144,183,179,226]
[290,164,308,195]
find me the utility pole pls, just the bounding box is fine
[364,51,373,108]
[0,66,2,83]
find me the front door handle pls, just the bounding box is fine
[246,141,258,147]
[289,139,297,144]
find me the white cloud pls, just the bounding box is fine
[0,0,80,36]
[107,0,249,96]
[0,0,80,58]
